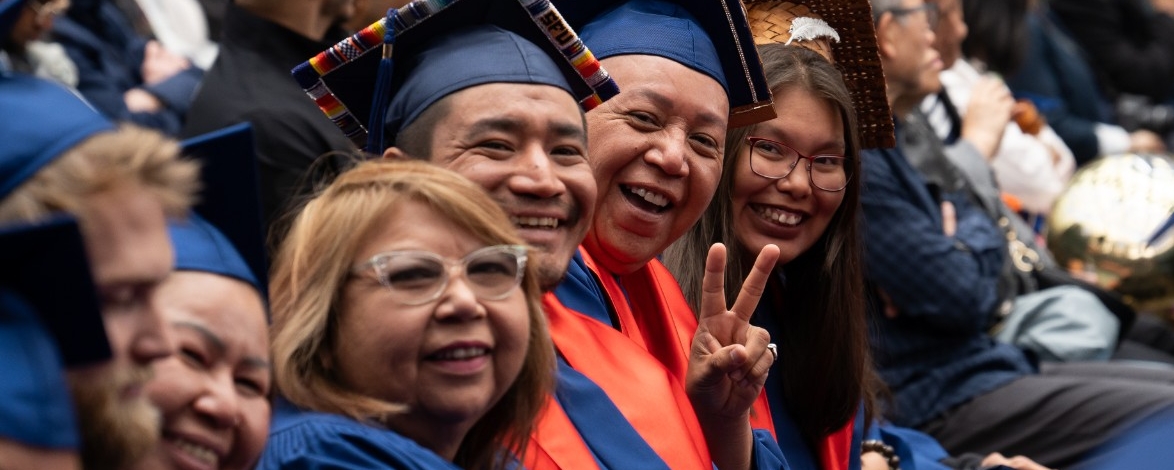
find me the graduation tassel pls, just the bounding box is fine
[365,9,399,154]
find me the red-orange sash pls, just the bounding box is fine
[525,396,600,470]
[578,249,777,438]
[820,419,855,470]
[537,295,712,469]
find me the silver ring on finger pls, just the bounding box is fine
[766,343,778,361]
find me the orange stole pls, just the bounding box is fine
[821,419,855,470]
[533,296,712,470]
[525,396,599,470]
[578,249,777,437]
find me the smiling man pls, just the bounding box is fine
[0,73,200,470]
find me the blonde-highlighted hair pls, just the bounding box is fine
[0,124,199,224]
[269,159,554,470]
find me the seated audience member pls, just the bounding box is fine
[262,160,553,469]
[0,74,200,469]
[923,0,1074,216]
[862,0,1174,467]
[1,0,77,85]
[298,0,782,467]
[182,0,357,228]
[1004,0,1165,164]
[130,125,272,470]
[50,0,202,135]
[889,0,1123,366]
[0,218,108,470]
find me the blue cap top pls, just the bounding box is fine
[556,0,775,128]
[0,74,114,200]
[0,216,108,449]
[176,123,269,301]
[384,24,572,147]
[169,214,260,295]
[580,0,725,91]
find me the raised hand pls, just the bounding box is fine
[687,242,779,421]
[686,243,779,470]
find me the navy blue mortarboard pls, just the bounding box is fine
[173,123,268,301]
[0,74,113,199]
[0,217,109,449]
[556,0,776,128]
[0,216,110,368]
[292,0,619,153]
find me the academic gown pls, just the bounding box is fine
[551,248,789,469]
[256,399,461,470]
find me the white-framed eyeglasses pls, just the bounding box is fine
[353,244,528,306]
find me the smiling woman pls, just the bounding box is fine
[261,159,554,470]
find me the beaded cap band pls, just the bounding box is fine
[291,0,619,149]
[744,0,895,149]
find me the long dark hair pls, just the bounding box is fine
[961,0,1029,75]
[664,43,877,449]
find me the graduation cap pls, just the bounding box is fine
[172,123,269,301]
[291,0,620,153]
[0,74,114,200]
[0,216,111,368]
[0,218,103,450]
[554,0,776,128]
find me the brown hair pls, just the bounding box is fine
[664,43,877,448]
[0,124,199,224]
[269,159,554,470]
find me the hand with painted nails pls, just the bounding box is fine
[686,243,779,470]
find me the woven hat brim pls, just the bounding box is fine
[745,0,894,149]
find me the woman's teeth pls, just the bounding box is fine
[756,206,803,226]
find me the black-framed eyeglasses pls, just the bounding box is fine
[876,2,939,29]
[353,244,528,306]
[746,137,850,192]
[28,0,69,22]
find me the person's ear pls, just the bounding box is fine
[383,147,408,160]
[875,13,900,59]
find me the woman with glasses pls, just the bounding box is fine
[260,160,554,470]
[665,40,874,470]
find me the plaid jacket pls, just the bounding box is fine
[859,141,1035,427]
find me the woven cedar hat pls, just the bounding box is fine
[745,0,895,148]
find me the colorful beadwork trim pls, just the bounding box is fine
[291,0,618,148]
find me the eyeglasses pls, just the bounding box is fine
[354,245,527,306]
[28,0,69,22]
[746,137,850,192]
[877,2,939,29]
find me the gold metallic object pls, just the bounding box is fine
[1047,153,1174,315]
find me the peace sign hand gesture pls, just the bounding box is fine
[687,242,778,421]
[686,243,778,470]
